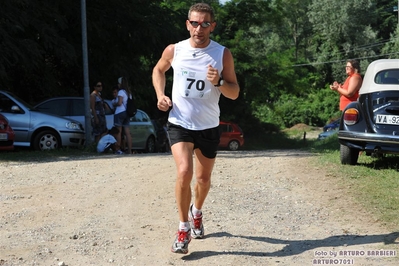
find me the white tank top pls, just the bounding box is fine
[169,39,224,130]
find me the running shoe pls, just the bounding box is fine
[189,204,204,239]
[114,150,124,155]
[171,230,191,254]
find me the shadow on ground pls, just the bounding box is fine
[182,231,399,260]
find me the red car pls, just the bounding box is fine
[0,114,15,151]
[219,121,244,151]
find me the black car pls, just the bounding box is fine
[338,59,399,165]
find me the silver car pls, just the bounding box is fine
[35,97,157,152]
[127,109,157,152]
[0,91,85,150]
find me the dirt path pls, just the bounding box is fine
[0,150,398,265]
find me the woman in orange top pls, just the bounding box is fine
[330,59,363,110]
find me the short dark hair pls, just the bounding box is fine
[348,59,360,73]
[188,3,215,22]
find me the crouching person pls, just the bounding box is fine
[97,126,124,155]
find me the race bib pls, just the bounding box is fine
[178,69,212,99]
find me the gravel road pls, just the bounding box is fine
[1,150,398,265]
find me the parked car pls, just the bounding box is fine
[34,96,157,153]
[34,97,114,130]
[338,59,399,165]
[0,113,15,151]
[219,121,244,151]
[323,119,340,132]
[127,110,157,152]
[0,91,85,150]
[318,129,338,140]
[318,119,340,140]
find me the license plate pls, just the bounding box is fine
[376,115,399,125]
[0,133,8,141]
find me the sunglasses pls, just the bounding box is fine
[95,84,102,87]
[189,21,212,28]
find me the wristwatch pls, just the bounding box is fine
[214,77,224,87]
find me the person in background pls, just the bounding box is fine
[330,59,363,111]
[113,77,133,154]
[111,85,119,114]
[111,85,125,151]
[96,126,123,154]
[152,3,240,254]
[90,81,108,143]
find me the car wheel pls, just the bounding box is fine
[228,140,240,151]
[33,130,60,151]
[145,136,156,153]
[340,144,359,165]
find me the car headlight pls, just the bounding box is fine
[66,122,82,130]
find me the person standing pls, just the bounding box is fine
[152,3,240,254]
[113,77,132,154]
[330,59,363,110]
[90,81,108,143]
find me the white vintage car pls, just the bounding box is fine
[338,59,399,165]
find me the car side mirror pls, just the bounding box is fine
[11,105,22,113]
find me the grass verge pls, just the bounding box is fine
[311,134,399,229]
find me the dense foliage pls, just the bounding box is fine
[1,0,398,132]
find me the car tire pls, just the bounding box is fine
[228,140,240,151]
[145,136,156,153]
[340,144,359,165]
[33,130,61,151]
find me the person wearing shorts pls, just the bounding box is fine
[113,77,133,154]
[152,3,240,254]
[90,81,108,143]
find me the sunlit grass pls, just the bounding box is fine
[311,138,399,229]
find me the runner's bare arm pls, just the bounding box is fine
[152,44,174,111]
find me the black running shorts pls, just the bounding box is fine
[167,122,220,159]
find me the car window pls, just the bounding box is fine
[36,99,69,116]
[135,112,143,122]
[220,124,231,133]
[0,94,17,113]
[70,99,85,116]
[141,112,149,122]
[375,70,399,84]
[130,111,142,122]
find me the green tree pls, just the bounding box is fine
[381,26,399,58]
